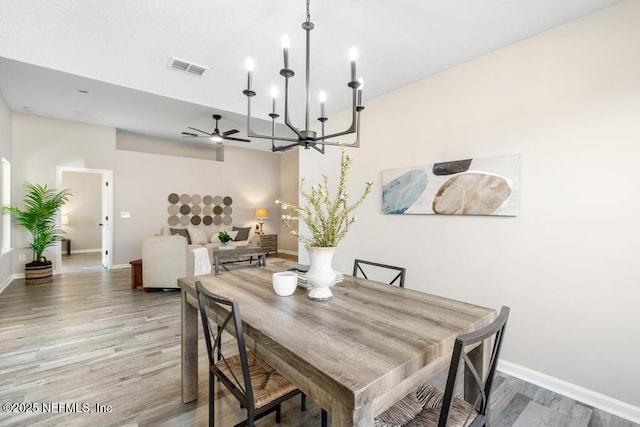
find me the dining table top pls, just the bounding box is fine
[177,260,496,425]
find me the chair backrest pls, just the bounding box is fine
[196,281,255,411]
[353,259,406,287]
[439,306,510,427]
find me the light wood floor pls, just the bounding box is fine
[0,253,635,426]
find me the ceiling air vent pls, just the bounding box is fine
[168,56,209,77]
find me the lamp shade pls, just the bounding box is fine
[61,215,69,225]
[254,208,269,219]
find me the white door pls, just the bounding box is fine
[101,175,110,269]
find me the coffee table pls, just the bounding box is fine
[211,245,266,273]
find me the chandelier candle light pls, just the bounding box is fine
[242,0,365,154]
[277,145,372,300]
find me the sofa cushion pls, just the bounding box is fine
[170,228,191,244]
[233,226,251,241]
[187,225,208,245]
[203,226,218,241]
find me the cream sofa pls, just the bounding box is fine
[142,225,260,289]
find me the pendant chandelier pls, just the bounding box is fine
[242,0,364,154]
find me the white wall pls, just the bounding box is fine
[10,114,282,270]
[0,92,11,285]
[61,171,102,252]
[278,149,299,254]
[300,1,640,409]
[11,113,116,273]
[112,136,281,266]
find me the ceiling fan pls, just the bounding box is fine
[181,114,250,144]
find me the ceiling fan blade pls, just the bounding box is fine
[188,126,212,135]
[223,136,251,143]
[222,129,239,136]
[181,132,199,137]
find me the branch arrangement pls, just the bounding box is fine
[277,146,372,247]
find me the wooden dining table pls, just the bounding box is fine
[178,261,496,427]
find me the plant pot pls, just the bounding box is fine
[25,259,53,284]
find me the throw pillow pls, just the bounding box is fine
[233,226,251,241]
[203,226,218,241]
[187,226,208,245]
[170,228,192,244]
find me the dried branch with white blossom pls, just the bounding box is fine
[277,146,372,247]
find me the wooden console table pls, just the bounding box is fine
[61,238,71,256]
[260,233,278,256]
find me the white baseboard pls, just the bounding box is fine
[278,249,298,256]
[70,249,102,254]
[0,275,14,293]
[498,360,640,424]
[110,263,130,270]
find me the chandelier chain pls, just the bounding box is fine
[306,0,311,23]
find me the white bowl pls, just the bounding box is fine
[272,272,297,296]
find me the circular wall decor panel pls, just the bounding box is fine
[168,194,234,228]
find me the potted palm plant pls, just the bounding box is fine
[3,183,72,284]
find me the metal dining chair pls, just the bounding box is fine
[353,259,406,287]
[375,306,510,426]
[196,281,306,427]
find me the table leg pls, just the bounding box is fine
[181,290,199,403]
[464,338,490,404]
[214,256,220,274]
[331,400,374,427]
[261,253,267,267]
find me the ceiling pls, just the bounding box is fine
[0,0,620,152]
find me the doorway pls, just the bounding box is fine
[56,167,113,273]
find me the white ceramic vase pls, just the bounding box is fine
[305,246,336,301]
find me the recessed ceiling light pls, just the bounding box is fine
[77,89,90,94]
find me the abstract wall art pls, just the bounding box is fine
[382,154,519,216]
[167,193,233,226]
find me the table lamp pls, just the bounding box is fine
[254,208,268,234]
